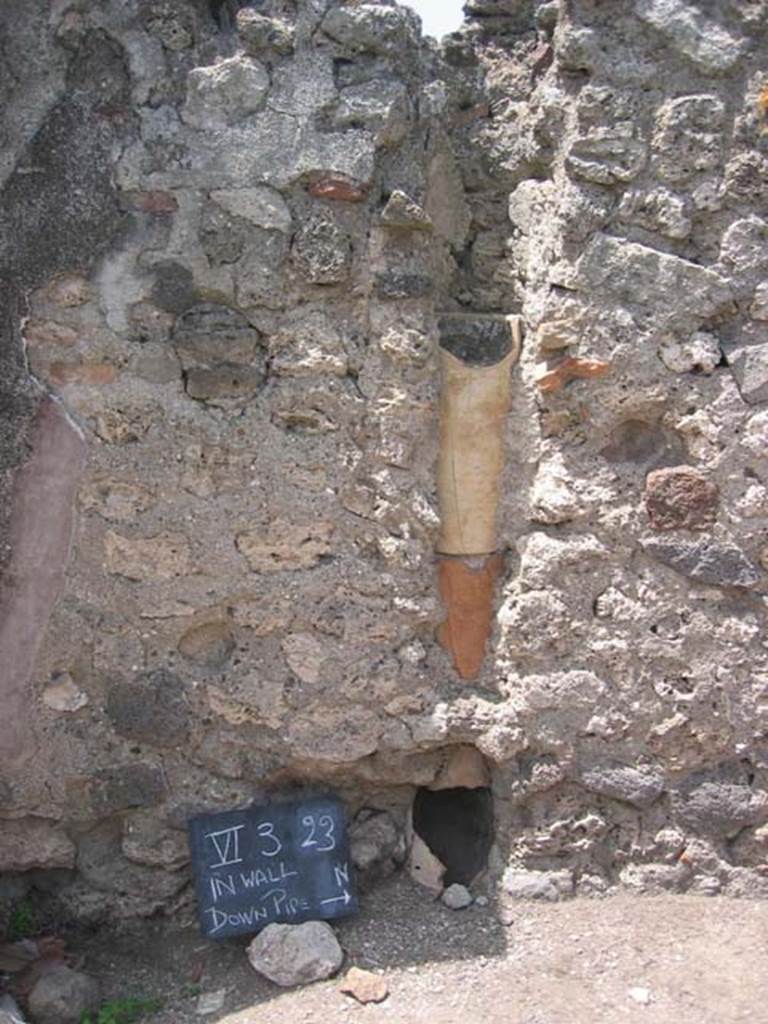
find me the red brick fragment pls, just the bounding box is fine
[308,176,368,203]
[49,362,118,386]
[536,356,610,393]
[23,320,78,347]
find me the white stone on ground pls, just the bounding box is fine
[629,986,653,1005]
[196,989,226,1015]
[441,883,473,910]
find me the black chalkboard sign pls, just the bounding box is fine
[187,796,358,939]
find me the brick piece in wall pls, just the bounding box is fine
[308,176,368,203]
[536,355,610,393]
[641,537,761,589]
[119,190,178,214]
[48,361,118,386]
[644,466,719,531]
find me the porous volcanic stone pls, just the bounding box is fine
[580,763,665,808]
[291,213,351,284]
[89,762,167,815]
[644,466,719,531]
[672,782,768,838]
[247,921,343,988]
[641,538,760,589]
[237,10,294,54]
[106,669,191,747]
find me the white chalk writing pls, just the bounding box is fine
[301,813,335,852]
[206,904,269,935]
[209,873,236,904]
[320,889,351,908]
[256,820,282,857]
[239,861,298,890]
[205,825,245,868]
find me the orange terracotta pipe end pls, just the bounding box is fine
[437,553,504,681]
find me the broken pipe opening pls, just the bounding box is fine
[411,786,494,887]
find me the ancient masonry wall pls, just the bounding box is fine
[2,0,768,920]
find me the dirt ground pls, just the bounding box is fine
[80,875,768,1024]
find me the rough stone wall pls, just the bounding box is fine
[2,0,768,921]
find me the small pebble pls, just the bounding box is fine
[441,884,473,910]
[498,905,515,926]
[196,989,226,1015]
[338,967,388,1005]
[629,986,652,1006]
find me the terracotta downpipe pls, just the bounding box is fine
[436,314,522,680]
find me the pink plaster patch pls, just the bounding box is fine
[0,397,86,768]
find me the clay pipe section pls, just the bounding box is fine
[436,315,521,681]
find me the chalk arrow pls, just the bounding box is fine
[320,890,351,907]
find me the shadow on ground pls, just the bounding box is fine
[81,872,508,1022]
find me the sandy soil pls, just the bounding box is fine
[82,875,768,1024]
